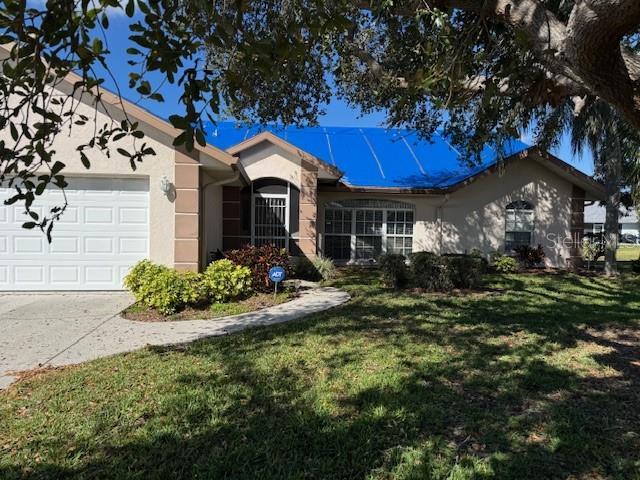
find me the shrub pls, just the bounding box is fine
[581,237,603,270]
[294,256,337,282]
[410,252,453,291]
[514,244,546,268]
[632,255,640,274]
[468,249,490,273]
[443,255,483,289]
[379,254,409,288]
[179,270,208,305]
[124,261,206,315]
[202,259,252,302]
[225,244,292,292]
[493,255,519,273]
[123,259,164,295]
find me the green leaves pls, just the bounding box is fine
[125,0,135,17]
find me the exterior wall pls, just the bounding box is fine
[230,141,318,256]
[442,159,574,266]
[569,185,585,267]
[318,157,578,267]
[0,96,178,267]
[238,143,302,188]
[202,176,223,262]
[221,185,248,251]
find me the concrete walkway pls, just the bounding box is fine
[0,287,349,389]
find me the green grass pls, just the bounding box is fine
[2,270,640,479]
[617,244,640,261]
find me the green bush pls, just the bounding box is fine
[225,244,292,292]
[294,256,337,282]
[203,259,252,302]
[493,255,519,273]
[443,255,483,289]
[123,259,164,294]
[468,249,489,273]
[379,254,409,288]
[124,261,206,315]
[410,252,453,291]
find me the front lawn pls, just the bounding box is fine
[617,244,640,262]
[1,270,639,479]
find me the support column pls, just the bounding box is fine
[569,185,585,269]
[174,148,200,272]
[298,160,318,257]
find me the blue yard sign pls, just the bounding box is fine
[268,266,286,298]
[268,266,286,283]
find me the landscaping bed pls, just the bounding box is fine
[122,291,296,322]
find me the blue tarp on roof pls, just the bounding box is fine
[204,122,529,189]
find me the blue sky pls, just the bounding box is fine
[97,11,594,176]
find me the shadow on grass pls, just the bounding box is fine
[1,270,639,479]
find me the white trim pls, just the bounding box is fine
[323,204,414,262]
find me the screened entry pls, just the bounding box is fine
[323,199,415,262]
[249,178,300,250]
[254,196,288,248]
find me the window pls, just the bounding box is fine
[324,200,414,262]
[386,210,413,256]
[325,209,352,234]
[324,235,351,260]
[355,235,382,259]
[505,200,534,251]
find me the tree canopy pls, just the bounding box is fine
[1,0,640,234]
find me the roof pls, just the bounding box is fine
[205,122,528,189]
[206,122,605,199]
[585,204,639,223]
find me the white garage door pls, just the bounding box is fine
[0,177,149,290]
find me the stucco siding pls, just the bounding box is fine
[318,157,575,267]
[442,158,574,266]
[237,143,302,188]
[202,176,223,261]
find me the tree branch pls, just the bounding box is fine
[370,0,640,131]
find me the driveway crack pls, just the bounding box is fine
[40,312,121,367]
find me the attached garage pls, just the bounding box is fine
[0,177,149,290]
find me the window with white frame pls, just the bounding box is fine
[386,210,414,256]
[324,199,414,262]
[324,209,352,260]
[505,200,534,251]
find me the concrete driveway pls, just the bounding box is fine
[0,287,350,390]
[0,292,134,389]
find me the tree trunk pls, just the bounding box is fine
[603,145,622,276]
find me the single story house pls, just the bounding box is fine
[0,66,605,290]
[584,203,640,244]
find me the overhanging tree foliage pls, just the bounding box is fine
[545,99,640,275]
[1,0,640,237]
